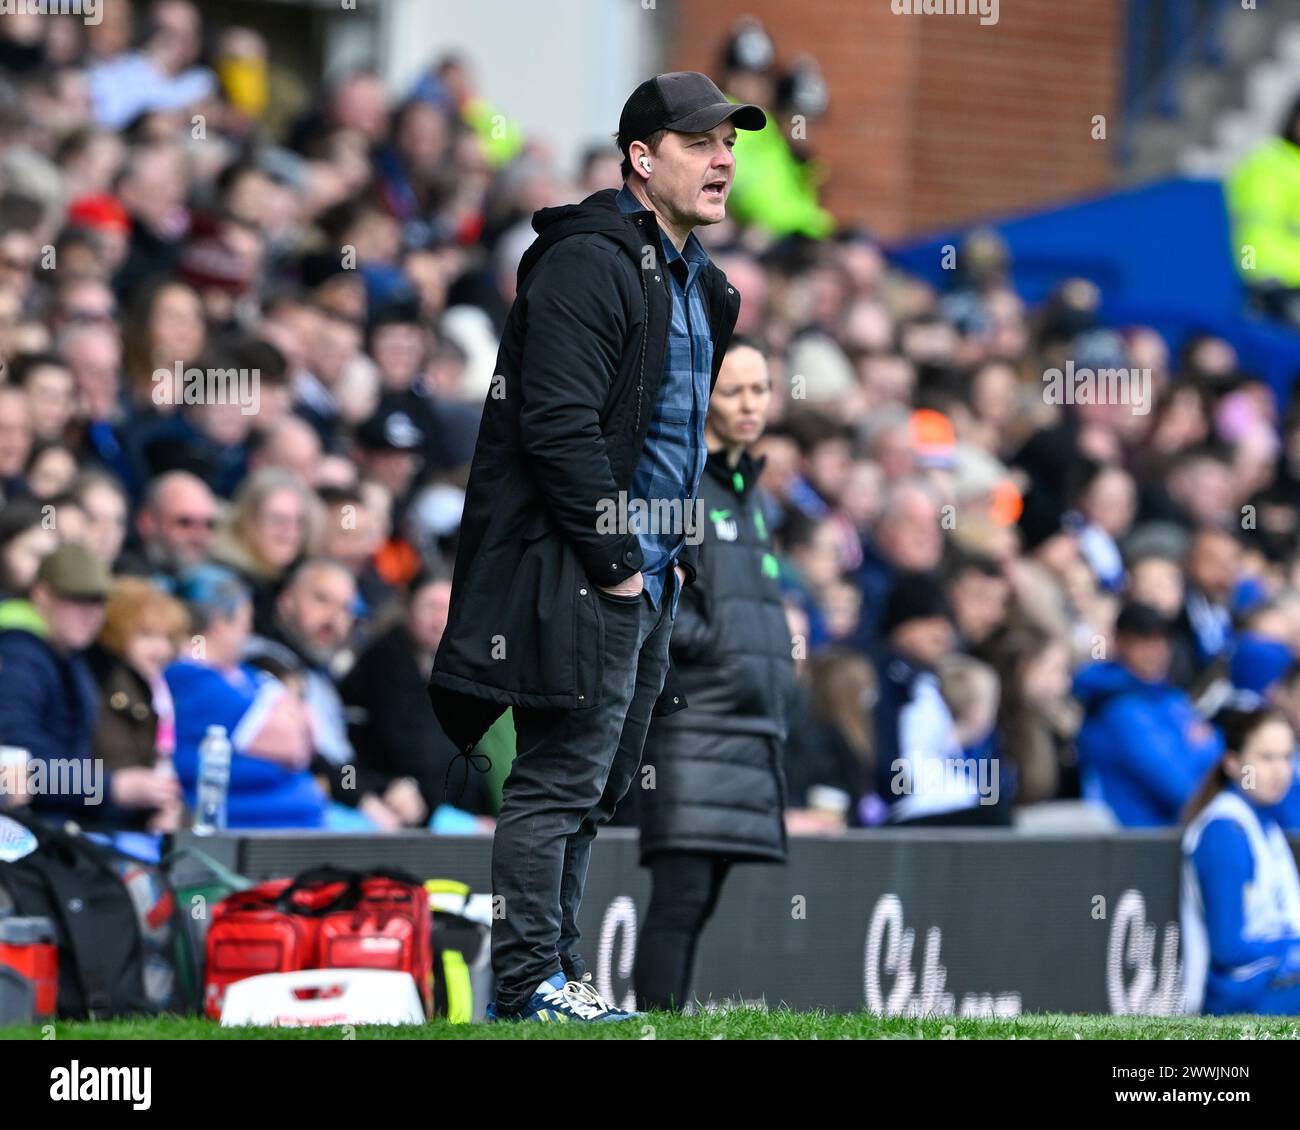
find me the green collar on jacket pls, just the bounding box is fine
[0,598,49,637]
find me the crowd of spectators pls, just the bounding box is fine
[0,5,1297,837]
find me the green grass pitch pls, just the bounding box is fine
[3,1011,1298,1040]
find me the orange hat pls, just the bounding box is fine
[989,479,1024,527]
[909,409,956,468]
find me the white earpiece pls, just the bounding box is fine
[639,156,652,173]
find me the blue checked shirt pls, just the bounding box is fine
[615,185,713,613]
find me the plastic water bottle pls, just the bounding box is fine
[193,725,232,835]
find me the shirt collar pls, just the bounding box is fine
[614,184,708,267]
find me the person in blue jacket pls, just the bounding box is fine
[1181,704,1300,1015]
[1074,602,1223,827]
[165,564,326,829]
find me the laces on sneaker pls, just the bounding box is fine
[566,973,618,1013]
[541,979,609,1020]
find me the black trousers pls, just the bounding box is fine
[634,850,733,1012]
[490,583,675,1013]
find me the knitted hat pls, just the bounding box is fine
[881,571,954,635]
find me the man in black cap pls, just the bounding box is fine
[355,403,425,502]
[429,72,764,1022]
[366,297,481,473]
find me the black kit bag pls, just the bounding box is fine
[0,811,155,1020]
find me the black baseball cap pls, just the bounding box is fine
[618,71,766,158]
[356,404,425,453]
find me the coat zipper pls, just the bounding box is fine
[634,220,650,438]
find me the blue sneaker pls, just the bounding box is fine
[487,972,634,1023]
[571,972,644,1019]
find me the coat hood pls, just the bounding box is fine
[1072,660,1161,710]
[518,188,651,289]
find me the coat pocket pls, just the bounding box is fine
[594,587,642,606]
[515,511,604,707]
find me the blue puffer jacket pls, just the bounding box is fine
[1073,661,1223,827]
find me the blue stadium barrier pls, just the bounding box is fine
[888,177,1300,406]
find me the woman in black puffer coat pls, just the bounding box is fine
[629,342,795,1011]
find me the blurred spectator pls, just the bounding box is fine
[59,321,138,497]
[23,440,79,501]
[353,401,427,516]
[341,569,491,823]
[0,497,58,597]
[121,279,205,403]
[779,509,840,648]
[1256,659,1300,830]
[291,305,363,450]
[243,557,401,829]
[248,413,322,485]
[1072,462,1137,592]
[873,572,994,824]
[720,19,833,238]
[1170,526,1242,690]
[849,477,944,646]
[71,469,129,568]
[990,627,1080,804]
[86,577,188,831]
[0,384,33,496]
[1074,602,1223,827]
[88,1,215,132]
[939,656,1001,757]
[317,484,397,627]
[577,142,621,196]
[784,648,882,828]
[117,469,218,585]
[165,563,324,829]
[10,352,76,443]
[0,543,176,826]
[424,53,523,171]
[137,355,256,498]
[1228,93,1300,326]
[1182,706,1300,1015]
[113,143,194,298]
[944,549,1010,659]
[365,296,480,472]
[211,467,322,626]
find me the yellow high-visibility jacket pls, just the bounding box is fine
[1227,137,1300,287]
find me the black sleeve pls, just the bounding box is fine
[677,539,701,585]
[517,237,645,587]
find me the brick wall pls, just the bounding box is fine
[669,0,1122,239]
